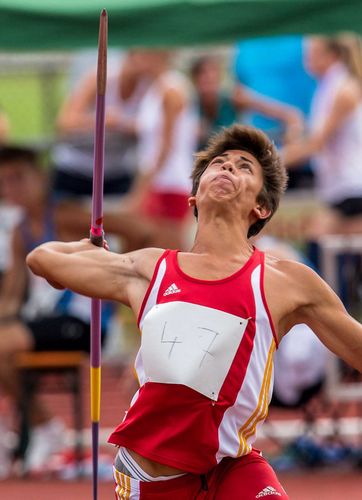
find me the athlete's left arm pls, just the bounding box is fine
[291,264,362,372]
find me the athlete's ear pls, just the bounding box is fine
[188,196,196,208]
[253,204,271,221]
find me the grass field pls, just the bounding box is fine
[0,50,121,145]
[0,68,66,143]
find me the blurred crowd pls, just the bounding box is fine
[0,33,361,478]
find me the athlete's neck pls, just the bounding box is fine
[191,215,252,259]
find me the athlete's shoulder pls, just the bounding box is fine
[264,251,310,271]
[264,251,318,283]
[263,252,328,326]
[132,247,167,281]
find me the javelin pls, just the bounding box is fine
[90,9,107,500]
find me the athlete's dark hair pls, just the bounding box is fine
[191,124,288,237]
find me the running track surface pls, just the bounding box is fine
[1,471,362,499]
[1,364,361,499]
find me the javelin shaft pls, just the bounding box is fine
[90,9,107,500]
[91,9,107,242]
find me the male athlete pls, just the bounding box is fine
[27,125,362,499]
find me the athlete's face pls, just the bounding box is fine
[189,149,270,224]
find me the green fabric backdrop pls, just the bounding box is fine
[0,0,361,50]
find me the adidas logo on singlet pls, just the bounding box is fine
[163,283,181,296]
[256,486,282,497]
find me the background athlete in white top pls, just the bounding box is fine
[283,34,362,237]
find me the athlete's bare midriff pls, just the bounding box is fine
[127,448,186,477]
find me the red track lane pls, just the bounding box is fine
[0,471,362,499]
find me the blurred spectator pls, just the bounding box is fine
[124,50,197,250]
[50,51,157,252]
[234,36,316,189]
[191,55,304,150]
[283,34,362,239]
[51,50,149,200]
[0,146,144,475]
[273,323,327,408]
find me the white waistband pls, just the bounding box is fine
[116,447,186,482]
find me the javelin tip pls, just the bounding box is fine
[97,8,108,97]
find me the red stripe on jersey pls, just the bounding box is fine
[218,316,257,405]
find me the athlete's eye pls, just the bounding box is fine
[239,163,252,172]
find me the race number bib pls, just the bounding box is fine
[141,301,249,400]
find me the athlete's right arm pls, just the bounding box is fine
[26,240,162,308]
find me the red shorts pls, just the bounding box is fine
[142,190,190,222]
[113,449,289,499]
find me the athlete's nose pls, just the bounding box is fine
[221,162,235,173]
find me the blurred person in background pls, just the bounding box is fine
[52,50,149,200]
[123,50,198,250]
[51,51,150,252]
[51,51,154,252]
[283,34,362,282]
[191,55,304,151]
[283,34,362,236]
[0,146,153,476]
[234,36,316,189]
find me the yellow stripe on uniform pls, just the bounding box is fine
[90,366,101,422]
[114,469,132,499]
[238,341,275,456]
[242,346,275,444]
[125,473,131,499]
[114,469,124,499]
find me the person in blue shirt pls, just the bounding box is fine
[191,55,303,153]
